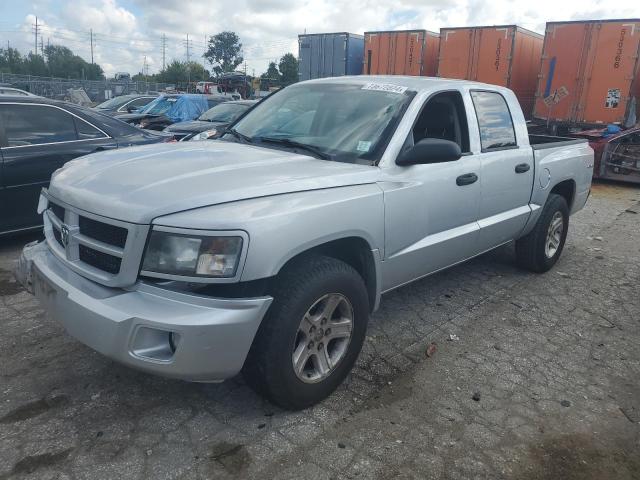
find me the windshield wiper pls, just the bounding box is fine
[226,128,253,144]
[256,137,331,160]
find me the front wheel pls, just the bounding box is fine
[516,193,569,273]
[243,255,369,410]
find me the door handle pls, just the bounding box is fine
[456,173,478,186]
[515,163,530,173]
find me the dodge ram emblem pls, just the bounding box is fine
[60,225,70,247]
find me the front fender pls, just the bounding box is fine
[152,184,385,282]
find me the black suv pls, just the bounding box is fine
[0,97,168,235]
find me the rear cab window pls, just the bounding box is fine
[470,91,517,151]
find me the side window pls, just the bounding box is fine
[74,117,107,140]
[411,91,470,153]
[0,104,77,147]
[470,91,517,151]
[130,97,153,108]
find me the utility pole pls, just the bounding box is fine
[161,33,167,72]
[39,37,44,56]
[183,34,192,63]
[90,29,94,64]
[183,34,193,91]
[203,35,207,80]
[32,16,40,55]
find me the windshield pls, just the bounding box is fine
[199,103,250,122]
[229,82,414,163]
[96,96,131,109]
[139,96,179,115]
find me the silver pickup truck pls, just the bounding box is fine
[16,77,593,410]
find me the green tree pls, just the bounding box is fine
[204,31,243,77]
[24,53,48,76]
[278,53,298,85]
[0,47,25,73]
[44,45,103,80]
[185,61,210,82]
[157,59,188,84]
[261,61,280,81]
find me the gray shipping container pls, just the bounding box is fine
[298,32,364,81]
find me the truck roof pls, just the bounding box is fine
[302,75,511,94]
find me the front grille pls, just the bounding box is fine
[79,245,122,274]
[43,196,148,287]
[52,227,63,247]
[79,216,128,248]
[50,203,65,221]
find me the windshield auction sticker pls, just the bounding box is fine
[361,83,408,94]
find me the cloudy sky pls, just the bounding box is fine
[0,0,637,77]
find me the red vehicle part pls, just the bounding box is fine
[571,127,640,183]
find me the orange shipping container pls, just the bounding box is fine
[533,19,640,128]
[438,25,543,117]
[364,30,440,77]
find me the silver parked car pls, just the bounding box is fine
[16,76,593,409]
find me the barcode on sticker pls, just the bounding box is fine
[361,83,408,94]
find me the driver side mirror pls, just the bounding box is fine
[396,138,462,166]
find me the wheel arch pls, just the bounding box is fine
[549,179,576,210]
[274,236,382,313]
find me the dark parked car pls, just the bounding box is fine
[0,97,169,235]
[163,100,258,141]
[94,94,157,115]
[115,94,234,131]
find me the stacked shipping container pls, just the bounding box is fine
[363,30,440,76]
[437,25,543,117]
[298,33,364,81]
[533,19,640,128]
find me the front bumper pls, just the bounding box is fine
[16,242,272,382]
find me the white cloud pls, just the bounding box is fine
[5,0,639,77]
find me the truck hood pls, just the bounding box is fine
[48,141,380,224]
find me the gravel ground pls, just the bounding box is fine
[1,181,639,480]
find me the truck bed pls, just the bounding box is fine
[529,134,588,150]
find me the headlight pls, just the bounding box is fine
[141,230,243,278]
[190,129,218,141]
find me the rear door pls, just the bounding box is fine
[0,103,117,232]
[470,90,534,251]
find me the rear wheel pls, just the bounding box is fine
[516,193,569,273]
[243,255,369,410]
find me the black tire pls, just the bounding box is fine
[516,193,569,273]
[243,255,369,410]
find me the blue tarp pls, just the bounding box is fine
[141,94,209,123]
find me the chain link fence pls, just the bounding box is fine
[0,73,176,104]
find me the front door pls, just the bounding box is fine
[380,91,482,291]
